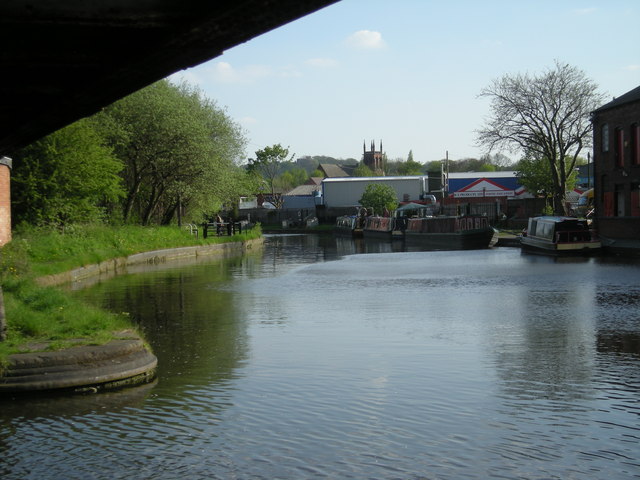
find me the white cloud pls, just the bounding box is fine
[305,57,339,68]
[624,64,640,71]
[573,7,596,15]
[210,61,272,84]
[207,61,304,83]
[346,30,386,49]
[239,116,257,126]
[279,66,303,78]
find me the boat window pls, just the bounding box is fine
[537,222,554,239]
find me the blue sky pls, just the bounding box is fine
[170,0,640,165]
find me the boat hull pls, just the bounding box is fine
[362,216,394,241]
[405,227,497,250]
[520,216,601,256]
[520,236,601,255]
[363,229,393,240]
[334,226,363,237]
[334,215,364,237]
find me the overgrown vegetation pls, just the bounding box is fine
[0,224,261,364]
[359,183,399,215]
[9,79,254,228]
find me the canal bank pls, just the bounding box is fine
[0,237,263,395]
[5,236,634,479]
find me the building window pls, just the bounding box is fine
[631,183,640,217]
[615,184,626,217]
[602,124,609,152]
[615,127,624,167]
[632,123,640,166]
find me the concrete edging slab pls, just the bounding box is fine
[1,237,263,395]
[1,337,157,394]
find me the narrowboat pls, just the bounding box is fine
[520,216,601,255]
[334,215,364,237]
[404,215,498,250]
[362,215,395,240]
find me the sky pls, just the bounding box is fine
[170,0,640,165]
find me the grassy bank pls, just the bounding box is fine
[0,224,261,364]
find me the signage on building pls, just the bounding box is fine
[451,177,516,198]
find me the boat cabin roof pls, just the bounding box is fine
[531,216,584,224]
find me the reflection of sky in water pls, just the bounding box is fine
[2,239,639,480]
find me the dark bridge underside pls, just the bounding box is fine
[0,0,337,154]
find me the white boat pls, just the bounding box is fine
[520,216,601,255]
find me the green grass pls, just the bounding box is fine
[6,223,261,278]
[0,278,132,363]
[0,224,262,364]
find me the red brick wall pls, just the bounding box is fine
[0,159,11,246]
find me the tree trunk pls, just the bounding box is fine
[123,178,142,223]
[553,187,568,216]
[142,183,166,225]
[161,200,178,225]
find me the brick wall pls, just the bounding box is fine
[0,157,11,246]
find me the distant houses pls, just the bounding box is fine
[281,177,322,210]
[591,85,640,254]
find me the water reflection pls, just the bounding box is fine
[1,235,639,479]
[76,254,260,394]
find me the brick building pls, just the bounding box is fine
[591,85,640,254]
[0,157,11,246]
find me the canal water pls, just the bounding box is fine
[1,235,639,479]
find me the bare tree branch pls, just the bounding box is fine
[476,61,606,214]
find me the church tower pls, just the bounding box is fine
[362,139,384,174]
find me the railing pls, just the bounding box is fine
[184,223,198,238]
[202,221,243,238]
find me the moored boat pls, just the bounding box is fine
[334,215,364,237]
[362,215,395,240]
[404,215,498,250]
[520,216,601,255]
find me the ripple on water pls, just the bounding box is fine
[2,246,639,479]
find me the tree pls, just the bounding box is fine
[359,183,398,215]
[11,119,125,227]
[248,144,295,208]
[425,160,442,174]
[97,80,247,224]
[397,151,424,175]
[515,155,578,204]
[352,163,374,177]
[478,163,497,172]
[279,168,309,190]
[480,153,512,170]
[476,61,605,215]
